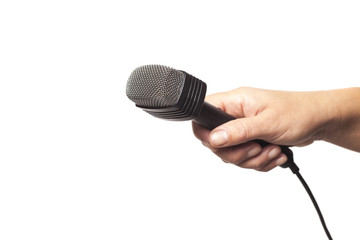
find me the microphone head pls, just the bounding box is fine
[126,65,186,108]
[126,65,207,121]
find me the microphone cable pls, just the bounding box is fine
[287,162,333,240]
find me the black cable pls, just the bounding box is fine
[288,162,333,240]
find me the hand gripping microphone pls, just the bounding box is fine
[126,64,295,170]
[126,64,333,240]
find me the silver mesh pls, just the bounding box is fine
[126,65,185,108]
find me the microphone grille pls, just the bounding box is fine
[126,65,185,108]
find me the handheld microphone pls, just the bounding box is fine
[126,64,333,239]
[126,64,295,170]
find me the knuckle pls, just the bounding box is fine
[253,161,265,170]
[236,120,254,142]
[227,147,246,164]
[224,155,237,164]
[226,152,238,164]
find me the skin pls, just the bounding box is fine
[192,87,360,172]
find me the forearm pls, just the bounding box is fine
[323,88,360,152]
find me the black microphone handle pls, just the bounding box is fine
[194,102,294,169]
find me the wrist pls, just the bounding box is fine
[318,90,342,142]
[320,88,360,151]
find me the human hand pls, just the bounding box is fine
[192,87,335,172]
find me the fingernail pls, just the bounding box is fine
[210,130,228,146]
[276,155,288,166]
[268,147,281,159]
[247,146,262,158]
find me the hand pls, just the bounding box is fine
[192,87,337,172]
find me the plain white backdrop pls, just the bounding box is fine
[1,0,360,239]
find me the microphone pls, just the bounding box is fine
[126,64,295,169]
[126,65,336,240]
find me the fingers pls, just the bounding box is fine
[237,146,288,172]
[192,121,210,142]
[219,145,287,172]
[259,154,288,172]
[193,122,288,172]
[204,141,262,163]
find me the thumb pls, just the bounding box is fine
[209,116,268,147]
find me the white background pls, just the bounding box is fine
[1,0,359,239]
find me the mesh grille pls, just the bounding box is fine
[126,65,185,108]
